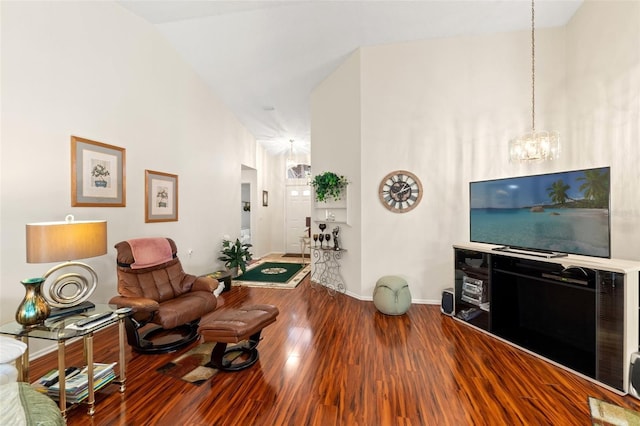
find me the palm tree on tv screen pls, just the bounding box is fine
[546,179,571,206]
[577,169,610,208]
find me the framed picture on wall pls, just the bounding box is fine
[71,136,126,207]
[263,190,269,207]
[145,170,178,222]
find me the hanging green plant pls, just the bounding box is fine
[311,171,348,202]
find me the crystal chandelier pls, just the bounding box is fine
[509,0,560,162]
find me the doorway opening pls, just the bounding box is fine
[241,165,257,249]
[241,182,251,245]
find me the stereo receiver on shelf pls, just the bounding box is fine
[461,276,487,306]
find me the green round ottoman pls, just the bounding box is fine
[373,276,411,315]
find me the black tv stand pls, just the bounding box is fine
[492,245,568,259]
[453,243,640,395]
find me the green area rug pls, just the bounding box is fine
[233,261,310,289]
[589,396,640,425]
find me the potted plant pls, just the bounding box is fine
[218,238,253,277]
[311,171,348,202]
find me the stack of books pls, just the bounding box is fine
[33,362,117,404]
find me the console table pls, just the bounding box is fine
[0,304,129,418]
[311,247,346,295]
[453,243,640,395]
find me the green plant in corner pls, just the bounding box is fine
[311,171,348,202]
[218,238,253,275]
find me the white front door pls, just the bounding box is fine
[285,184,311,254]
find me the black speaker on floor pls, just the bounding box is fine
[441,288,454,316]
[629,353,640,399]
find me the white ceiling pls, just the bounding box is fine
[117,0,583,155]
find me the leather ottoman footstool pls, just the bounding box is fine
[198,304,279,371]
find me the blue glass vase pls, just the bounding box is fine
[15,278,50,327]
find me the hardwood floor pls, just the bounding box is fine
[29,269,640,425]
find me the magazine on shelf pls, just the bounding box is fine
[49,362,117,391]
[54,371,117,403]
[32,366,82,394]
[33,362,117,402]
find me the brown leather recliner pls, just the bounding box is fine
[109,237,218,354]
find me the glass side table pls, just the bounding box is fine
[0,304,129,419]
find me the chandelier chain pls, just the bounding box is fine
[531,0,536,132]
[508,0,560,162]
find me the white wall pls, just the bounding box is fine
[360,28,567,304]
[254,143,281,258]
[565,0,640,260]
[310,51,363,296]
[0,1,278,353]
[311,0,639,303]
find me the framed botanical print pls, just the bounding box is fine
[71,136,126,207]
[145,170,178,223]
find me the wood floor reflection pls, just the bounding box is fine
[30,272,640,425]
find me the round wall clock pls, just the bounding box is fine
[378,170,423,213]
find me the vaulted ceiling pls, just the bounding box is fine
[118,1,583,156]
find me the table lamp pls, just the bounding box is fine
[22,215,107,324]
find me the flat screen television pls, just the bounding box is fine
[469,167,611,258]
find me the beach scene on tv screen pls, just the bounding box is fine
[470,168,610,257]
